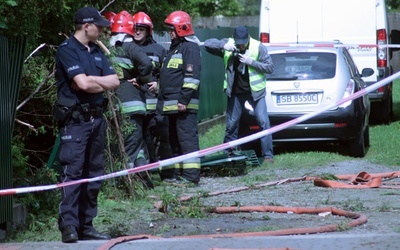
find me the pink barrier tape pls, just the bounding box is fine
[1,71,400,196]
[263,43,400,48]
[152,42,400,49]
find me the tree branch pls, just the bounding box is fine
[15,118,37,133]
[16,69,55,112]
[100,0,116,13]
[24,43,46,63]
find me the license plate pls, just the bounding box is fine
[276,93,318,105]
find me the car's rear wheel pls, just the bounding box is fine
[370,92,392,125]
[363,125,370,148]
[348,127,367,158]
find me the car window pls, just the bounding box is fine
[269,52,336,80]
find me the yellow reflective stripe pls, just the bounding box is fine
[182,162,201,169]
[146,99,157,110]
[182,83,198,90]
[183,77,199,86]
[173,163,182,169]
[247,37,266,92]
[122,106,146,113]
[187,103,198,110]
[120,100,146,113]
[167,58,183,68]
[146,104,157,110]
[163,100,178,112]
[163,99,199,111]
[183,158,201,169]
[164,106,178,111]
[165,159,200,170]
[188,99,199,110]
[249,74,264,85]
[183,76,200,90]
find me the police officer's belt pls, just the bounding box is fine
[74,104,104,118]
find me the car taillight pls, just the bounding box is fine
[377,29,387,67]
[339,79,355,108]
[260,32,270,43]
[334,122,347,128]
[249,125,260,130]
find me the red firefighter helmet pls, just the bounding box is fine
[132,12,154,35]
[103,11,116,23]
[164,11,194,37]
[110,10,135,36]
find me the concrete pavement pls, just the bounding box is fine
[1,233,399,250]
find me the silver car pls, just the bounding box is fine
[239,44,374,157]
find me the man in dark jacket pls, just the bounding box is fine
[203,26,275,163]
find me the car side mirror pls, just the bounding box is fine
[361,68,374,77]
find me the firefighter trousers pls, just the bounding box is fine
[167,112,201,183]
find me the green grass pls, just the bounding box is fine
[199,122,225,151]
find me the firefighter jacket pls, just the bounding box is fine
[158,39,201,114]
[112,41,153,114]
[137,39,167,114]
[204,36,274,101]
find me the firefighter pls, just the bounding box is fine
[158,11,202,185]
[132,12,173,180]
[109,10,154,188]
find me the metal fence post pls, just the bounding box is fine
[0,35,27,232]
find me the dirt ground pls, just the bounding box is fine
[123,159,400,238]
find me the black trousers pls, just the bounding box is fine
[124,114,148,167]
[58,115,105,232]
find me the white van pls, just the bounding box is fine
[259,0,400,123]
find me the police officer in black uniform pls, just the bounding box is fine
[54,6,119,243]
[159,11,202,185]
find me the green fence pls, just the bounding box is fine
[0,35,27,228]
